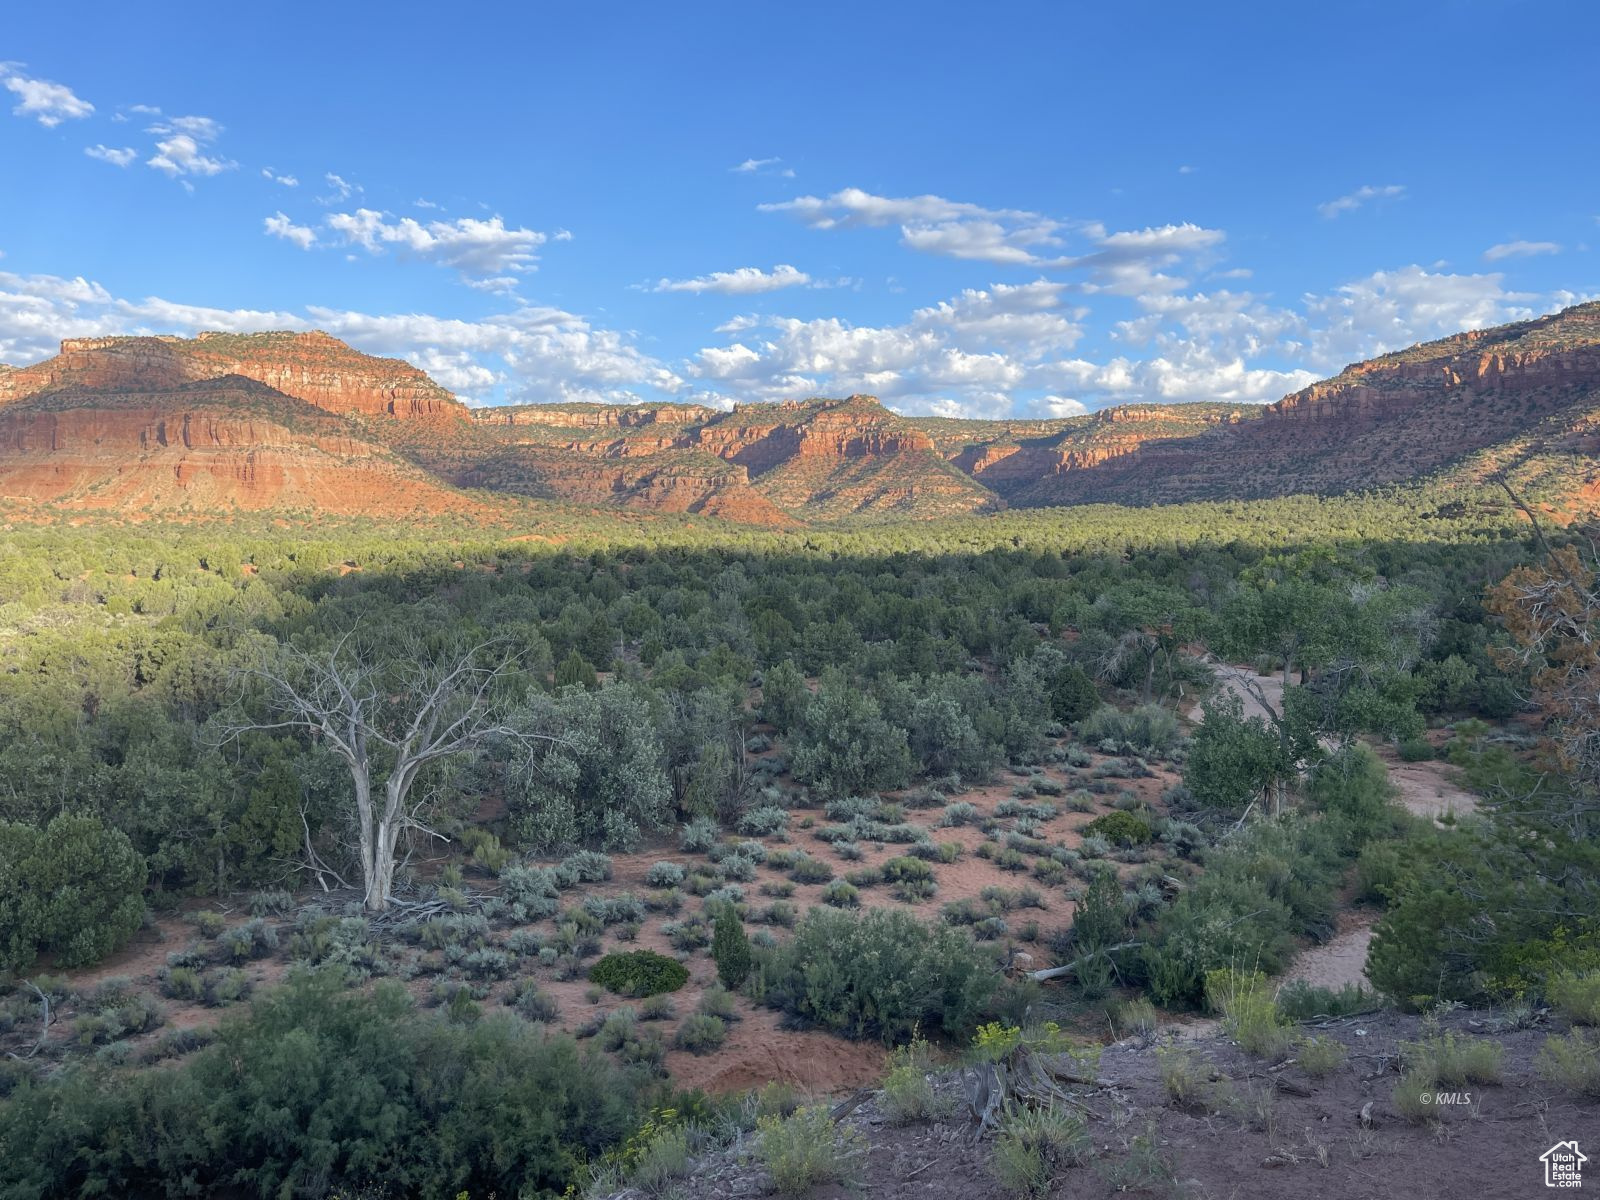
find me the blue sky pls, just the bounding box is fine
[2,0,1597,417]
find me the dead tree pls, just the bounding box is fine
[233,631,539,912]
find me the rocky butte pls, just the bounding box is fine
[1,303,1598,523]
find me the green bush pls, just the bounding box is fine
[672,1013,727,1054]
[0,970,646,1199]
[1537,1029,1600,1097]
[712,906,752,988]
[755,907,995,1043]
[588,950,690,997]
[0,814,147,970]
[992,1104,1092,1197]
[1550,970,1600,1025]
[757,1105,865,1196]
[1081,811,1152,847]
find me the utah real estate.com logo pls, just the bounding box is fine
[1542,1141,1588,1189]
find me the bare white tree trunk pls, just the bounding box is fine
[232,632,542,912]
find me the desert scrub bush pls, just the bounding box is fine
[673,1012,728,1054]
[1392,1067,1440,1123]
[638,993,678,1022]
[1155,1044,1206,1106]
[663,915,713,952]
[788,855,835,885]
[880,1037,949,1124]
[561,850,613,883]
[757,1105,865,1197]
[908,840,961,864]
[739,806,790,838]
[645,861,686,888]
[218,919,279,963]
[679,817,719,853]
[1404,1030,1503,1085]
[505,979,560,1023]
[994,848,1029,873]
[833,840,864,861]
[1081,703,1183,758]
[1114,997,1157,1037]
[1397,735,1435,762]
[821,880,860,908]
[702,885,746,909]
[462,947,514,981]
[192,910,226,938]
[1536,1029,1600,1096]
[759,879,796,899]
[247,889,293,917]
[894,877,938,902]
[1296,1034,1348,1077]
[941,801,980,826]
[644,888,683,915]
[1550,970,1600,1025]
[597,1007,640,1052]
[696,982,740,1024]
[1206,969,1292,1058]
[844,866,883,888]
[765,847,802,871]
[1082,810,1153,847]
[992,1104,1092,1197]
[1275,980,1375,1021]
[588,949,689,997]
[756,907,994,1042]
[716,853,759,883]
[684,872,719,897]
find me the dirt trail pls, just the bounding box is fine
[1280,912,1376,994]
[1379,750,1480,821]
[1205,661,1285,724]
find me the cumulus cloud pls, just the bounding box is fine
[262,167,299,187]
[653,264,813,294]
[760,187,1224,292]
[264,212,318,250]
[1317,184,1406,219]
[0,266,682,406]
[1483,239,1562,261]
[84,144,138,167]
[1302,265,1538,366]
[145,115,235,179]
[763,187,1071,267]
[2,69,93,126]
[324,209,546,277]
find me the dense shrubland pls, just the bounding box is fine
[2,488,1593,1193]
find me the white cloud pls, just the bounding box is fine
[144,115,235,179]
[732,156,795,178]
[264,212,318,251]
[1483,239,1562,261]
[1302,265,1538,366]
[760,187,1224,291]
[1317,184,1406,219]
[764,187,1070,267]
[262,167,299,187]
[1040,395,1088,417]
[320,173,360,203]
[2,69,93,126]
[0,266,682,406]
[1178,164,1198,175]
[654,264,813,294]
[323,209,546,277]
[84,144,137,167]
[147,114,222,141]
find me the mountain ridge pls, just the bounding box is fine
[1,303,1597,523]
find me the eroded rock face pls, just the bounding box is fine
[0,332,465,421]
